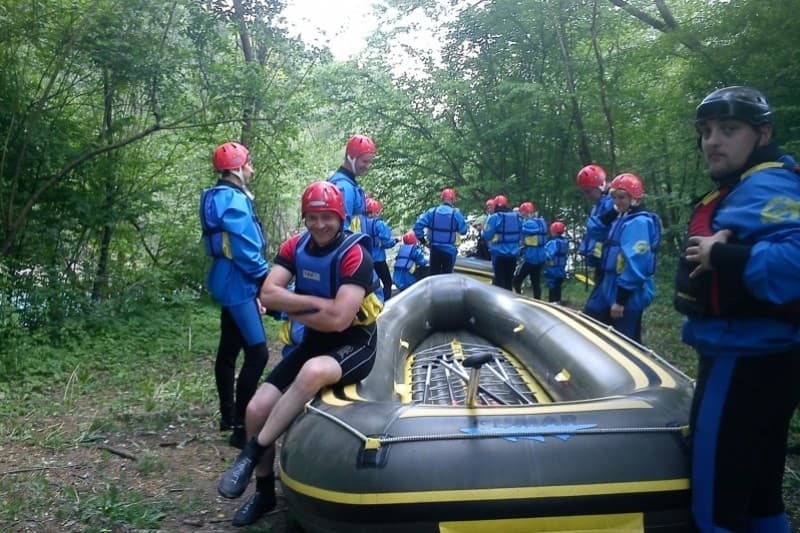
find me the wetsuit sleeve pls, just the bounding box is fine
[339,243,375,291]
[273,235,301,276]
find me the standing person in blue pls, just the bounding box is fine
[328,134,376,232]
[413,187,468,275]
[393,231,428,292]
[217,181,383,527]
[576,165,616,311]
[675,86,800,533]
[544,221,569,304]
[512,201,548,298]
[481,194,521,290]
[360,197,398,300]
[199,142,270,449]
[584,173,659,343]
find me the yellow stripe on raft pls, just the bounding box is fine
[319,388,654,413]
[440,512,643,533]
[278,470,688,506]
[516,298,678,389]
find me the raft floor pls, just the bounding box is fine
[405,329,552,406]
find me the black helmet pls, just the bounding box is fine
[695,86,772,126]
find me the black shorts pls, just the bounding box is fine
[266,323,377,391]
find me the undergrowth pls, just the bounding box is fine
[1,273,799,530]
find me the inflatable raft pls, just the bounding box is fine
[453,255,494,283]
[279,274,694,532]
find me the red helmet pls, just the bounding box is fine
[494,195,509,208]
[550,221,566,235]
[609,173,644,200]
[366,198,382,215]
[576,164,607,189]
[402,231,418,245]
[441,188,456,202]
[519,201,535,215]
[212,142,249,171]
[301,181,345,220]
[484,198,496,209]
[345,135,377,160]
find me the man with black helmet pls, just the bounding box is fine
[676,86,800,532]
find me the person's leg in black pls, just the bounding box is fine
[226,300,270,449]
[512,262,532,294]
[215,307,244,431]
[530,264,543,299]
[494,255,516,290]
[374,260,393,300]
[429,248,447,275]
[548,278,563,303]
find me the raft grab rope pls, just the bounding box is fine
[304,402,689,451]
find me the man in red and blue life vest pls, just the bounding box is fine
[482,194,522,290]
[413,187,468,275]
[676,86,800,533]
[199,141,270,449]
[584,173,660,343]
[217,181,383,527]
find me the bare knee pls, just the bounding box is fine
[293,357,341,396]
[246,383,280,421]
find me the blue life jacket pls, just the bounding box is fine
[294,232,384,324]
[493,211,522,245]
[430,206,460,245]
[394,244,415,271]
[600,210,660,276]
[199,183,266,259]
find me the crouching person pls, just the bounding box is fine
[217,181,383,527]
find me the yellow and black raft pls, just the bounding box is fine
[279,274,694,533]
[453,255,494,284]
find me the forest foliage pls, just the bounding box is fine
[2,0,799,383]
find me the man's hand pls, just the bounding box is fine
[684,229,732,278]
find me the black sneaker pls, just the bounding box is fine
[218,440,261,499]
[228,426,247,449]
[231,490,277,527]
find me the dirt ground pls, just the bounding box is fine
[0,414,302,532]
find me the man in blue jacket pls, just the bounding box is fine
[199,141,270,449]
[482,195,521,290]
[676,86,800,533]
[328,134,376,232]
[413,188,467,275]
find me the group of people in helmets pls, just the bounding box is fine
[469,193,570,302]
[202,85,800,532]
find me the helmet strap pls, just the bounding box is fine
[347,155,358,174]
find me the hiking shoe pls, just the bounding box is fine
[228,426,246,449]
[231,490,277,527]
[218,440,262,499]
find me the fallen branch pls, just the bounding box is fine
[98,445,137,461]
